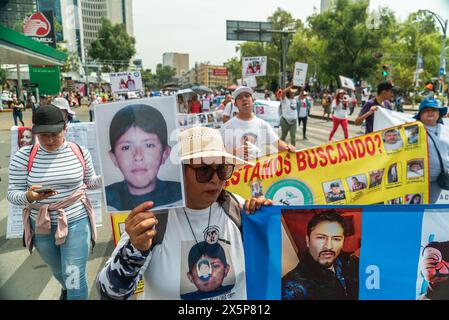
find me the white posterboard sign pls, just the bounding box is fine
[7,124,104,239]
[339,75,356,90]
[237,75,257,88]
[293,62,308,87]
[110,71,143,93]
[242,56,267,77]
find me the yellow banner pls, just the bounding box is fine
[225,122,429,205]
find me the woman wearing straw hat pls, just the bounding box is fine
[414,98,449,203]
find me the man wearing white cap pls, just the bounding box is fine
[97,126,272,300]
[51,97,78,124]
[220,86,294,160]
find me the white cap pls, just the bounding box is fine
[232,86,254,100]
[51,97,75,116]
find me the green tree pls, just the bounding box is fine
[155,64,176,88]
[88,18,136,72]
[141,68,158,90]
[307,0,396,87]
[224,57,241,84]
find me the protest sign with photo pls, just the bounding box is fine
[237,75,257,88]
[110,71,143,93]
[293,62,308,87]
[225,122,429,205]
[242,56,267,77]
[253,99,281,128]
[339,75,356,90]
[94,96,185,213]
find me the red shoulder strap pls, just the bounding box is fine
[68,142,86,172]
[27,144,40,173]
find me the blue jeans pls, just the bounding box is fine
[30,217,91,300]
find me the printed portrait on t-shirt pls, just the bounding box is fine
[180,236,236,300]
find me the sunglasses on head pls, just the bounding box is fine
[186,164,235,183]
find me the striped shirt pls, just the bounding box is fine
[7,141,102,224]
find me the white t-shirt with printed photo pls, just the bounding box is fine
[280,97,298,122]
[220,116,279,159]
[141,203,246,300]
[331,100,348,119]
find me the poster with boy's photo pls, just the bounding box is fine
[95,96,185,212]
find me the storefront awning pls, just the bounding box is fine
[0,24,67,66]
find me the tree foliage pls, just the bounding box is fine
[88,18,136,72]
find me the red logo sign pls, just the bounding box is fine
[23,12,51,37]
[213,69,228,77]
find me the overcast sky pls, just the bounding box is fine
[132,0,449,71]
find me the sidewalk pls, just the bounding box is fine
[308,104,418,125]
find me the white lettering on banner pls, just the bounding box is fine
[178,305,213,317]
[65,265,80,290]
[365,265,380,289]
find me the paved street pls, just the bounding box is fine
[0,103,417,299]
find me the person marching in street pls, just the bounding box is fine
[297,90,311,140]
[280,86,298,147]
[328,89,349,142]
[97,126,272,300]
[7,105,102,300]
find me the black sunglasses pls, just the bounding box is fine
[186,164,235,183]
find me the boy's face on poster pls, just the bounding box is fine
[187,254,230,292]
[109,126,170,194]
[307,221,344,268]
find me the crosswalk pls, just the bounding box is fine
[0,116,366,300]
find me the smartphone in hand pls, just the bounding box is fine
[34,187,56,194]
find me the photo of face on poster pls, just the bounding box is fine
[281,208,361,300]
[387,163,400,184]
[416,210,449,300]
[382,129,403,151]
[322,180,346,203]
[180,241,236,300]
[407,159,424,179]
[346,174,367,193]
[405,125,419,145]
[95,96,185,212]
[17,126,34,148]
[250,180,264,197]
[368,169,385,188]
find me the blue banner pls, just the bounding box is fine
[243,205,449,300]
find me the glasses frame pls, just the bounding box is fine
[185,164,235,183]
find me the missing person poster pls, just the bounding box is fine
[293,62,308,87]
[253,99,281,128]
[225,122,430,205]
[94,96,185,213]
[242,56,267,77]
[110,71,143,93]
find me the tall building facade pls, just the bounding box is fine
[197,64,229,89]
[162,52,189,78]
[0,0,37,29]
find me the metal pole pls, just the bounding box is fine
[16,64,21,99]
[84,49,89,96]
[439,19,447,95]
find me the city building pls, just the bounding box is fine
[162,52,189,78]
[196,64,229,89]
[0,0,37,29]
